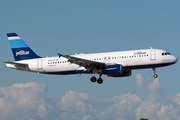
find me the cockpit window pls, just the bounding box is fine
[167,52,171,55]
[162,52,171,56]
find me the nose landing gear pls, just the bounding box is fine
[153,68,158,78]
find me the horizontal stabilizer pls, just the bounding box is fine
[4,61,28,67]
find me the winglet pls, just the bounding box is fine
[57,53,63,58]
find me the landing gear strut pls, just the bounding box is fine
[153,68,158,78]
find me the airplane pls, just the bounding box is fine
[4,33,178,84]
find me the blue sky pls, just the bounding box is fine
[0,1,180,120]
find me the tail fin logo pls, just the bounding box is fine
[7,33,41,61]
[16,50,30,56]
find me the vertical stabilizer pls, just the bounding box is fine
[7,33,41,61]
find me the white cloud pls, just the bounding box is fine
[38,103,48,119]
[58,91,95,120]
[58,91,89,111]
[0,82,48,120]
[136,73,160,93]
[98,73,180,120]
[82,115,92,120]
[98,93,141,120]
[157,104,180,120]
[170,93,180,106]
[135,73,180,120]
[0,74,180,120]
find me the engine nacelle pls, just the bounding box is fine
[107,70,131,77]
[98,64,123,75]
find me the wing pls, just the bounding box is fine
[58,53,105,71]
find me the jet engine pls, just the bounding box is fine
[107,70,131,77]
[98,64,123,75]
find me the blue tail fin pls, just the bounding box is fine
[7,33,41,61]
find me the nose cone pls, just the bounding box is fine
[175,57,178,63]
[172,56,178,63]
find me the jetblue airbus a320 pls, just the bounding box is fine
[4,33,178,84]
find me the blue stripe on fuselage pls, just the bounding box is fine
[9,39,28,48]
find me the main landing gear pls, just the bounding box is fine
[153,68,158,78]
[90,74,103,84]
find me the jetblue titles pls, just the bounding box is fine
[16,50,29,56]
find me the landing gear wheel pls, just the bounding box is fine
[97,78,103,84]
[90,76,96,82]
[154,74,158,78]
[152,68,158,78]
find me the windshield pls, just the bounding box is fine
[162,52,171,56]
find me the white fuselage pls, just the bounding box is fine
[6,49,178,76]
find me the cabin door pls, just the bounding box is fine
[37,59,43,70]
[150,50,156,60]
